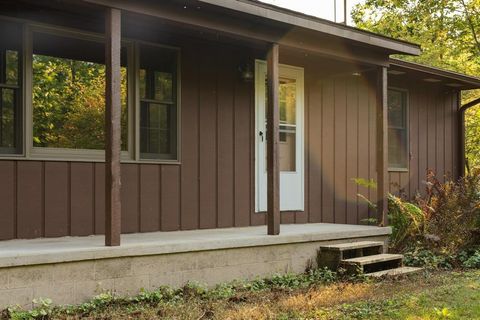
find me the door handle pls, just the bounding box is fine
[259,131,264,142]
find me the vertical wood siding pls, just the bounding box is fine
[388,83,460,198]
[0,41,461,240]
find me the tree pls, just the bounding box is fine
[32,55,128,150]
[352,0,480,168]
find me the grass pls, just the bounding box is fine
[3,270,480,320]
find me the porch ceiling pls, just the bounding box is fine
[75,0,416,66]
[0,224,391,269]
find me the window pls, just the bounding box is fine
[31,31,129,152]
[388,89,408,169]
[0,20,22,154]
[139,44,178,160]
[0,20,180,162]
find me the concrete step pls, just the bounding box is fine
[366,266,423,278]
[319,241,384,251]
[342,253,403,266]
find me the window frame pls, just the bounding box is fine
[135,41,181,162]
[0,22,23,156]
[387,87,409,172]
[0,18,182,164]
[0,81,22,155]
[25,24,135,161]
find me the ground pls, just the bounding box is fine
[5,270,480,320]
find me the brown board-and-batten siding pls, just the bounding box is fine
[0,39,256,240]
[387,79,460,199]
[0,39,461,240]
[304,66,379,226]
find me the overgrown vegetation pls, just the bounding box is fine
[3,270,479,319]
[2,268,340,320]
[356,169,480,270]
[392,170,480,253]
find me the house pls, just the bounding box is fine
[1,0,480,308]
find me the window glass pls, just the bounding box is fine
[154,72,173,102]
[32,31,128,150]
[1,88,15,148]
[279,78,296,171]
[388,89,408,169]
[263,77,297,172]
[0,20,22,154]
[6,50,18,85]
[139,44,177,160]
[388,90,405,128]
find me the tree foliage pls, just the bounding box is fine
[32,55,128,150]
[352,0,480,76]
[352,0,480,168]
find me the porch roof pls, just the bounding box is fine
[0,224,391,269]
[198,0,422,56]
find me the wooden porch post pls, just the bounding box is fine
[376,66,388,226]
[267,43,280,235]
[105,7,122,246]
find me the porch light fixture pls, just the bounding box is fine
[239,62,254,82]
[446,83,463,88]
[388,70,406,75]
[423,78,441,83]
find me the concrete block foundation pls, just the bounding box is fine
[0,224,390,309]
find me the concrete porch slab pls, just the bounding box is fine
[0,223,390,268]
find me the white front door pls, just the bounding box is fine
[255,60,304,212]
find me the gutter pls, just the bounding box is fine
[459,97,480,176]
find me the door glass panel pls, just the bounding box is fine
[263,77,297,172]
[279,78,296,171]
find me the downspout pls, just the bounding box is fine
[459,96,480,176]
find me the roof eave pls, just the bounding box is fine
[198,0,422,56]
[390,58,480,89]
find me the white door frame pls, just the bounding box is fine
[255,60,305,212]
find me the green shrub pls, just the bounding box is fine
[356,170,480,256]
[387,195,424,250]
[459,249,480,269]
[403,247,454,269]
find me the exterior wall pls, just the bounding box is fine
[0,35,461,240]
[388,79,460,198]
[0,234,388,309]
[304,68,378,225]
